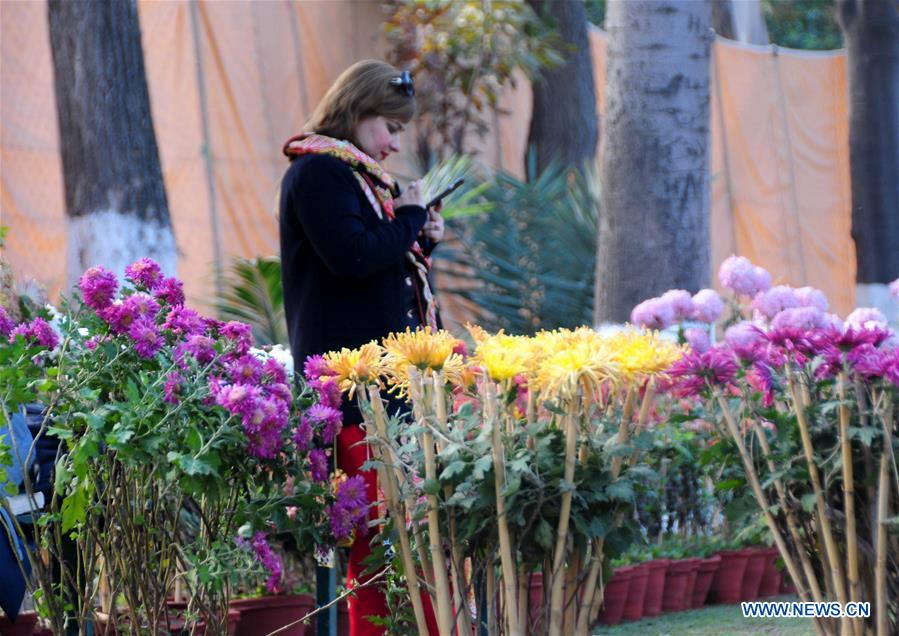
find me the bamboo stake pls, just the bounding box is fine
[563,546,580,635]
[548,400,579,636]
[717,395,832,633]
[486,561,497,636]
[575,383,646,635]
[875,447,890,636]
[433,371,472,636]
[750,422,830,636]
[787,375,849,610]
[837,373,862,636]
[363,386,430,636]
[485,379,522,635]
[875,400,893,636]
[409,368,455,636]
[517,564,528,634]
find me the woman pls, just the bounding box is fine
[279,60,443,635]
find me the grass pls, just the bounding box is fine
[594,596,816,636]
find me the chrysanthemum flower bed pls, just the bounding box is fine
[0,260,364,634]
[307,256,898,636]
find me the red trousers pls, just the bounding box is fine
[336,424,440,636]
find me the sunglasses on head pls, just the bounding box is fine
[389,70,414,97]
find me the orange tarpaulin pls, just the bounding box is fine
[0,3,854,317]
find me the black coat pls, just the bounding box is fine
[279,153,431,421]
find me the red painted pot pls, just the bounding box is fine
[642,559,670,617]
[165,609,240,635]
[596,566,634,626]
[527,571,547,632]
[690,554,721,608]
[230,594,316,636]
[710,550,750,604]
[0,612,38,636]
[757,547,782,597]
[661,558,697,613]
[622,563,649,622]
[741,548,770,601]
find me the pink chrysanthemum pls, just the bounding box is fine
[846,307,888,329]
[794,286,828,312]
[78,266,118,311]
[684,327,711,353]
[124,258,163,289]
[752,286,800,320]
[250,532,284,594]
[770,306,826,331]
[660,289,694,322]
[719,256,771,296]
[691,289,724,323]
[724,321,765,362]
[631,297,676,330]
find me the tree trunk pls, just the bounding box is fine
[525,0,598,175]
[837,0,899,306]
[48,0,176,288]
[595,0,713,324]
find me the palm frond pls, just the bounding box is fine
[215,256,288,346]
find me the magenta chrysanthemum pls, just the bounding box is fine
[153,276,185,306]
[163,372,184,405]
[691,289,724,323]
[226,353,264,384]
[250,532,283,594]
[129,318,164,359]
[304,355,331,382]
[162,306,206,337]
[124,258,163,289]
[262,357,288,385]
[309,448,329,483]
[293,417,314,451]
[78,266,118,311]
[9,317,59,349]
[667,347,738,398]
[315,378,343,410]
[0,306,14,339]
[175,334,217,365]
[221,321,253,355]
[306,403,343,445]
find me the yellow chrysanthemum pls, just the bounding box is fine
[607,330,683,381]
[534,336,621,403]
[323,342,384,396]
[464,322,490,345]
[381,327,462,394]
[474,333,532,382]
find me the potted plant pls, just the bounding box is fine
[595,566,634,626]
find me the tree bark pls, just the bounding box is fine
[48,0,176,287]
[595,0,713,324]
[837,0,899,286]
[525,0,598,175]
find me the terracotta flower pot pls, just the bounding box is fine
[690,555,721,608]
[622,563,649,622]
[596,566,634,626]
[709,550,750,604]
[230,594,316,636]
[661,559,697,613]
[757,547,782,597]
[741,548,770,601]
[641,559,670,617]
[0,612,37,636]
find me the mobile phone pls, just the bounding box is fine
[426,178,464,210]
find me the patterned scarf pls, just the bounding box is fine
[282,133,438,329]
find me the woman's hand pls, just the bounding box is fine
[422,203,445,243]
[394,180,425,208]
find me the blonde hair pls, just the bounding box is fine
[305,60,416,145]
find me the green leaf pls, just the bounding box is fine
[472,455,492,480]
[422,478,442,496]
[535,518,553,550]
[61,485,89,533]
[439,460,467,481]
[606,479,634,502]
[801,493,818,512]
